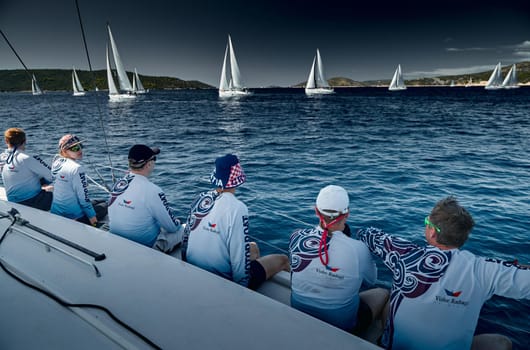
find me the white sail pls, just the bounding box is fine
[502,64,519,89]
[389,64,406,91]
[306,57,317,89]
[228,35,243,89]
[485,62,503,90]
[72,68,86,96]
[315,49,330,88]
[219,34,251,97]
[106,45,119,96]
[219,44,230,91]
[31,75,42,95]
[133,68,147,94]
[107,24,133,92]
[465,77,473,88]
[305,49,334,95]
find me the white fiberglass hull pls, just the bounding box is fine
[73,91,87,97]
[109,93,137,101]
[219,89,252,98]
[388,86,407,91]
[0,198,380,350]
[305,87,335,95]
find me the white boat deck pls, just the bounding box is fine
[0,199,382,349]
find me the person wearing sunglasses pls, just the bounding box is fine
[0,127,53,210]
[107,144,182,253]
[182,154,290,290]
[289,185,389,335]
[50,134,107,227]
[358,196,529,350]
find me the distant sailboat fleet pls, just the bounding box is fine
[484,62,519,90]
[26,25,522,96]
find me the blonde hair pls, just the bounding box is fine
[4,128,26,146]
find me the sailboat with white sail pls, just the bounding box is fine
[132,68,148,94]
[485,62,503,90]
[72,68,86,96]
[219,35,251,98]
[388,64,406,91]
[305,49,334,95]
[465,77,473,88]
[502,64,519,89]
[106,24,136,101]
[31,74,42,95]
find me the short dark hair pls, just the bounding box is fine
[429,196,475,248]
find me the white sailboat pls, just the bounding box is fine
[465,77,473,88]
[485,62,503,90]
[106,24,136,101]
[502,64,519,89]
[388,64,406,91]
[305,49,334,95]
[219,35,251,98]
[31,74,43,95]
[132,68,148,94]
[72,68,86,96]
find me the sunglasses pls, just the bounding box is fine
[69,144,82,152]
[424,216,441,233]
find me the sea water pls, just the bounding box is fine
[1,87,529,348]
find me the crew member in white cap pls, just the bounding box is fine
[108,144,183,252]
[289,184,389,334]
[182,154,290,289]
[51,134,107,226]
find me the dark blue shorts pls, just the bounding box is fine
[248,260,266,290]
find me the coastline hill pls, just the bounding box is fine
[0,69,213,92]
[363,61,530,87]
[296,61,530,87]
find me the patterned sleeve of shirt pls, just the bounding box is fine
[358,227,421,272]
[229,203,250,287]
[149,185,179,233]
[28,155,53,183]
[72,164,96,219]
[478,257,530,299]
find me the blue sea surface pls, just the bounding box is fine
[1,87,529,348]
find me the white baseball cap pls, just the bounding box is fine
[316,185,349,218]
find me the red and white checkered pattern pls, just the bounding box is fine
[226,163,246,188]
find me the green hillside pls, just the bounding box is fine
[0,69,213,92]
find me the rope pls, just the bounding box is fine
[74,0,116,184]
[0,208,161,349]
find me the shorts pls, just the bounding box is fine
[248,260,266,290]
[18,190,52,211]
[352,299,373,335]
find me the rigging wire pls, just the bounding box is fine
[0,29,62,122]
[74,0,116,185]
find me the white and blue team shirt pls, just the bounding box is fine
[289,227,377,330]
[108,173,180,247]
[51,157,95,220]
[182,190,251,287]
[0,149,52,203]
[358,227,530,350]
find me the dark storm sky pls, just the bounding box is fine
[1,0,529,87]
